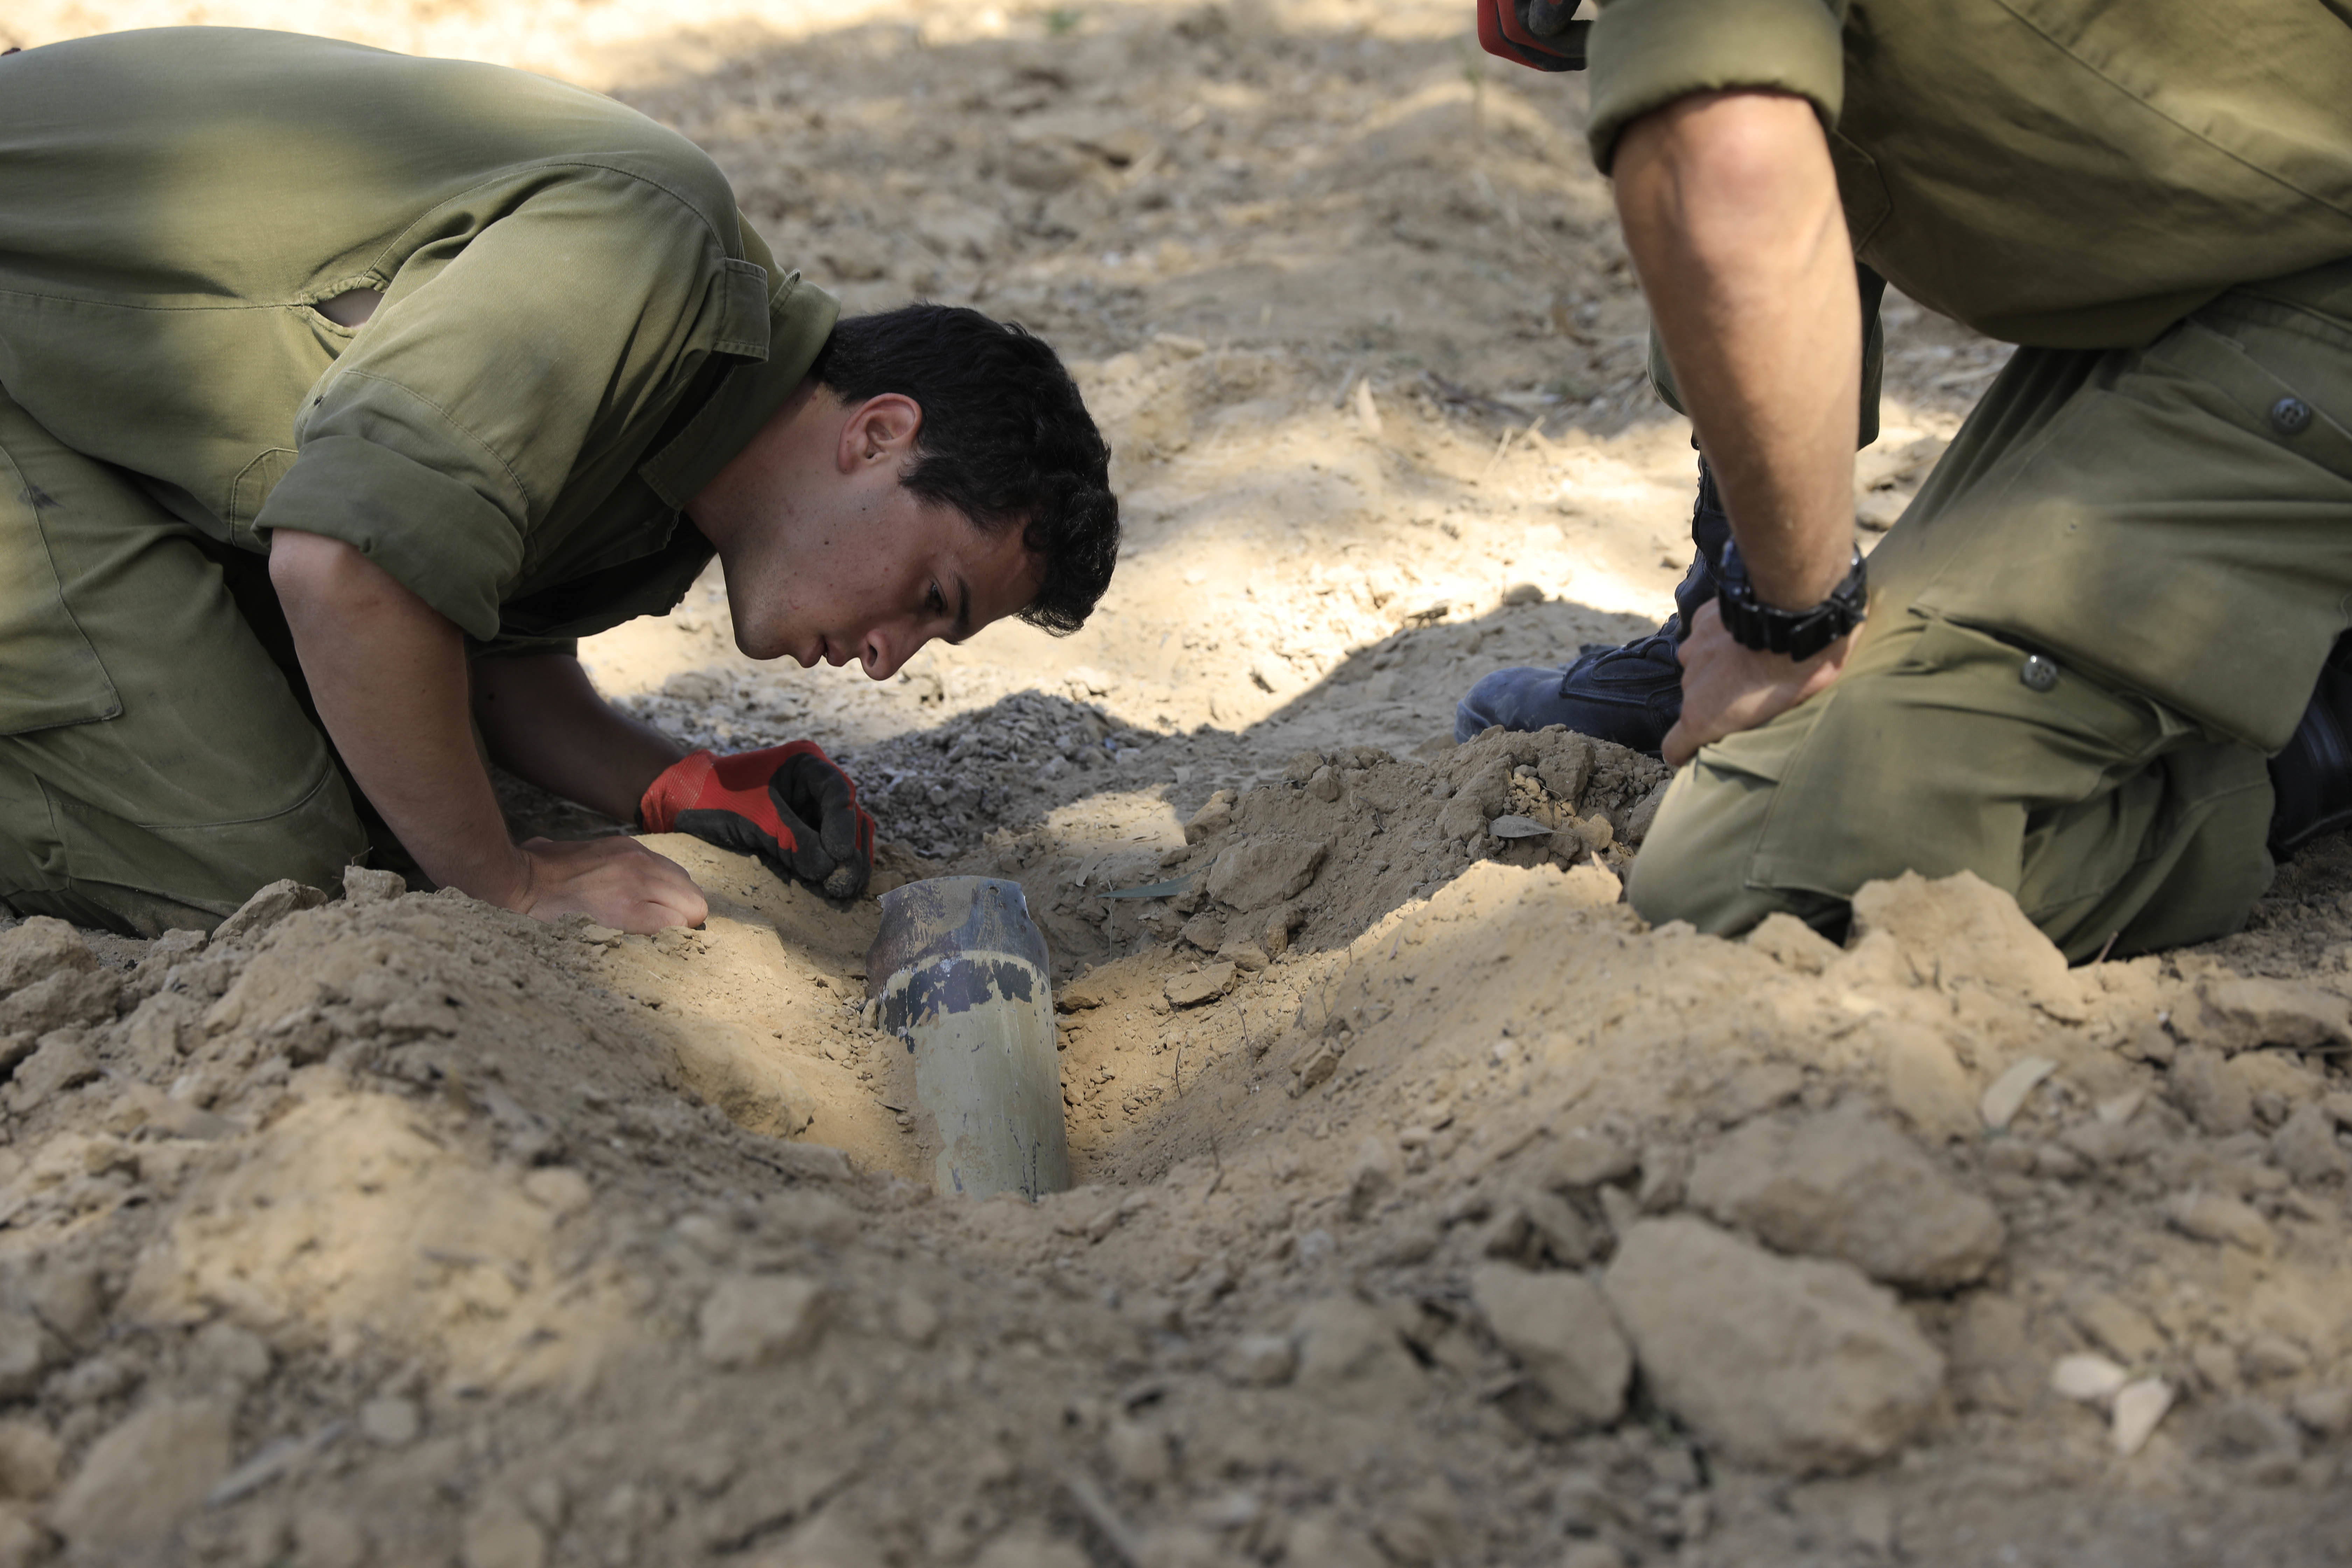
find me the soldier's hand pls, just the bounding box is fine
[638,742,877,899]
[510,835,708,933]
[1661,600,1851,768]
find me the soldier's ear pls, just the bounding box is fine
[839,393,923,470]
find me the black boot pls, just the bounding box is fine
[2267,631,2352,861]
[1454,454,1726,752]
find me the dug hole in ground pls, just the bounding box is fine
[4,0,2352,1562]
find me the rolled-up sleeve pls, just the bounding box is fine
[1586,0,1847,173]
[255,166,755,639]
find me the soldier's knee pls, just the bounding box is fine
[1625,761,1836,939]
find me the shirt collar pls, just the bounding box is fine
[639,271,840,512]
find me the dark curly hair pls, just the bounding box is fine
[810,303,1119,635]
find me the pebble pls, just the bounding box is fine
[0,1422,60,1502]
[1601,1217,1944,1474]
[1979,1056,2056,1131]
[0,1317,50,1403]
[342,866,407,904]
[359,1396,421,1448]
[2049,1353,2130,1404]
[2270,1102,2350,1183]
[698,1275,829,1367]
[2289,1385,2352,1439]
[1686,1106,2005,1289]
[1225,1333,1298,1387]
[1470,1262,1629,1424]
[2110,1378,2174,1456]
[2169,1046,2253,1136]
[2164,1190,2275,1253]
[1164,963,1237,1009]
[49,1398,232,1551]
[1880,1025,1980,1143]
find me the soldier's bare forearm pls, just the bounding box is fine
[473,653,686,824]
[268,529,529,904]
[1613,89,1859,610]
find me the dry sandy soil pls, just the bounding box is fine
[4,2,2351,1565]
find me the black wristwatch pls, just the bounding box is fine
[1713,540,1868,659]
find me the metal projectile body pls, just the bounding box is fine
[866,876,1070,1200]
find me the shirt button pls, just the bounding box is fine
[2020,654,2059,692]
[2272,396,2314,435]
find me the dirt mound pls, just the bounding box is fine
[1,841,2350,1562]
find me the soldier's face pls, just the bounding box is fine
[731,477,1043,678]
[694,387,1046,678]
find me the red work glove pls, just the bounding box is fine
[639,742,877,899]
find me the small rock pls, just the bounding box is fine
[7,1030,100,1111]
[890,1289,942,1347]
[0,917,96,995]
[1178,912,1226,952]
[521,1167,592,1217]
[1225,1333,1297,1387]
[0,1315,54,1401]
[210,878,329,948]
[2069,1291,2168,1364]
[1848,870,2071,1004]
[1293,1296,1420,1407]
[1164,962,1237,1008]
[2198,1398,2305,1479]
[2110,1378,2174,1456]
[2179,975,2352,1053]
[2242,1331,2310,1379]
[0,1421,61,1500]
[2270,1102,2349,1183]
[2050,1353,2130,1404]
[0,1508,41,1568]
[50,1398,233,1552]
[27,1262,106,1347]
[359,1396,420,1448]
[698,1275,828,1367]
[1206,835,1330,912]
[2165,1190,2274,1252]
[1601,1217,1945,1474]
[2289,1385,2352,1439]
[0,969,120,1038]
[185,1321,272,1390]
[1880,1024,1980,1143]
[1535,1128,1638,1190]
[1746,913,1841,974]
[1183,791,1236,845]
[462,1496,547,1568]
[2169,1046,2253,1135]
[1979,1056,2056,1131]
[1470,1262,1630,1424]
[1686,1105,2005,1289]
[341,866,407,904]
[1307,765,1342,802]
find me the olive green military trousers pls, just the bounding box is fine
[0,386,368,935]
[1630,277,2352,961]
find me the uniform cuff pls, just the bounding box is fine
[254,434,524,641]
[1587,0,1846,173]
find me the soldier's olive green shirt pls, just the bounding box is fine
[1587,0,2352,350]
[0,28,838,647]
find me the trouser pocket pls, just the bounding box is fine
[0,443,121,734]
